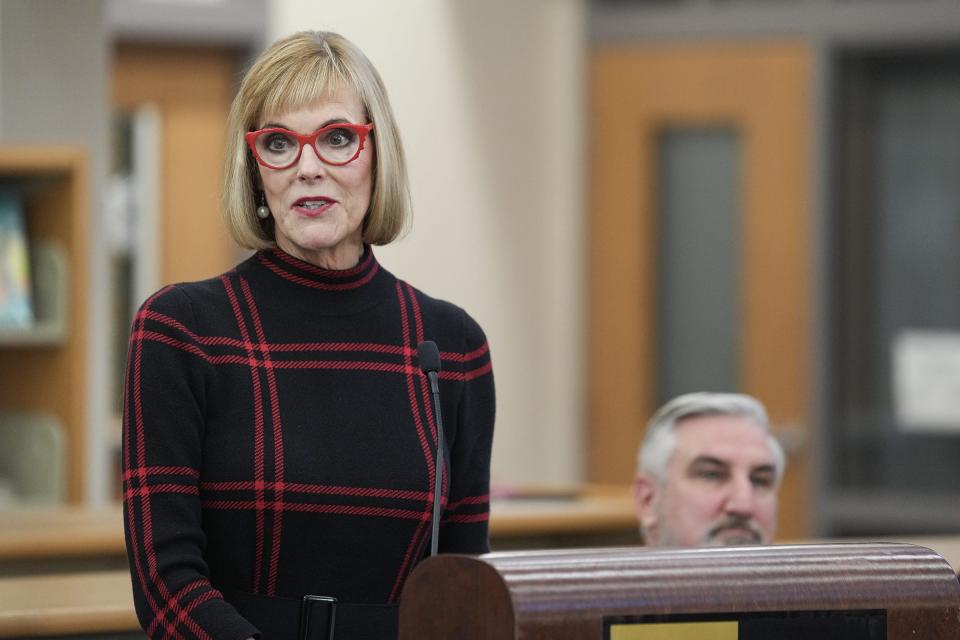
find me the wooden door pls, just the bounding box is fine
[112,44,239,286]
[589,42,811,539]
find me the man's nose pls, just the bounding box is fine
[724,476,756,516]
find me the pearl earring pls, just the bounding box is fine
[256,191,270,219]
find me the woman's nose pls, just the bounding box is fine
[297,143,328,179]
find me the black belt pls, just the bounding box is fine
[223,589,398,640]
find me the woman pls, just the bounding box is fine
[122,31,495,640]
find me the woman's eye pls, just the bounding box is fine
[266,134,293,152]
[325,128,355,147]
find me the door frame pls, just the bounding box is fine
[588,41,812,539]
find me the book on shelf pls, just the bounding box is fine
[0,190,33,329]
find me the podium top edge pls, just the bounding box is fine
[480,541,946,562]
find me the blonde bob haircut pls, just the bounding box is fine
[223,31,411,249]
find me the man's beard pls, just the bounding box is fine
[700,514,765,546]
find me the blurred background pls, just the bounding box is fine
[0,0,959,546]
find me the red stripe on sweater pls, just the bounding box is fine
[204,355,412,372]
[137,331,428,374]
[134,333,419,375]
[390,282,437,603]
[145,579,213,637]
[168,589,222,634]
[240,276,285,597]
[130,288,191,639]
[134,330,214,362]
[260,253,380,290]
[125,288,175,639]
[395,283,435,481]
[438,361,493,382]
[405,283,439,449]
[442,513,491,524]
[267,360,411,372]
[463,361,493,381]
[270,246,375,277]
[139,310,483,375]
[123,466,199,481]
[397,518,431,594]
[265,341,409,354]
[439,342,490,363]
[407,282,450,577]
[137,329,494,385]
[222,275,268,595]
[143,310,416,357]
[135,332,495,383]
[137,309,195,338]
[125,484,199,500]
[201,480,431,501]
[202,500,432,520]
[126,286,212,640]
[445,494,490,509]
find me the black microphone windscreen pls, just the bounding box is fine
[417,340,441,373]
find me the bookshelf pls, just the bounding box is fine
[0,147,88,504]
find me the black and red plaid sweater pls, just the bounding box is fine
[122,245,495,639]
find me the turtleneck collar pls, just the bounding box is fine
[256,244,381,291]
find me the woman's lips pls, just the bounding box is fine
[292,197,336,217]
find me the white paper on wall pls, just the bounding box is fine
[892,329,960,433]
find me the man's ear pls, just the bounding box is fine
[632,473,660,533]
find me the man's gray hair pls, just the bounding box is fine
[637,392,786,484]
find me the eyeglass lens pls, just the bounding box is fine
[255,127,361,167]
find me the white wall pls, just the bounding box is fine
[268,0,587,486]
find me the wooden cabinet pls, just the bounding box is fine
[0,147,88,503]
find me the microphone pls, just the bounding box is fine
[417,340,444,556]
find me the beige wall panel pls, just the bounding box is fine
[268,0,587,486]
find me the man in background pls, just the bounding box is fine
[632,392,785,547]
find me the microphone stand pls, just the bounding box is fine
[426,368,444,557]
[417,340,445,557]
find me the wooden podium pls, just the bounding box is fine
[398,543,960,639]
